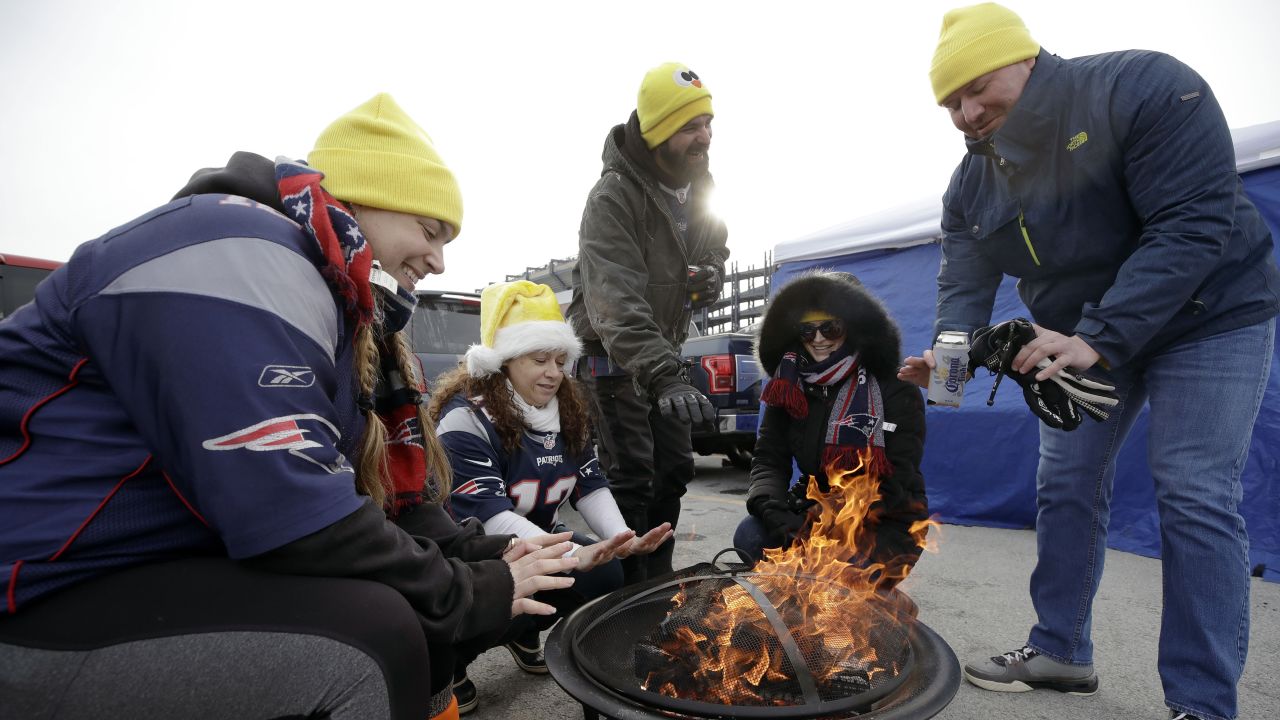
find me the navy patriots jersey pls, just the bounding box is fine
[437,394,607,531]
[0,194,366,612]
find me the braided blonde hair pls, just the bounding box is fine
[352,322,452,507]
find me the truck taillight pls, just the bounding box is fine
[701,354,734,394]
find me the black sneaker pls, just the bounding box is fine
[453,673,478,715]
[1170,713,1203,720]
[505,636,548,674]
[963,645,1098,695]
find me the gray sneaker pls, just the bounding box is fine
[963,645,1099,695]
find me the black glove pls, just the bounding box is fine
[688,264,721,309]
[651,374,716,425]
[756,499,807,547]
[968,318,1118,431]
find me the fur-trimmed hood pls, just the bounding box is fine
[755,270,902,382]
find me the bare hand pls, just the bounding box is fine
[571,531,634,572]
[507,538,578,618]
[897,349,935,389]
[502,531,573,564]
[1012,324,1101,380]
[614,523,674,559]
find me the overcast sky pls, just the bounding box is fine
[3,0,1278,292]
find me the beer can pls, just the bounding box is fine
[927,331,970,407]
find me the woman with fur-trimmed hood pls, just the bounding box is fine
[736,270,928,588]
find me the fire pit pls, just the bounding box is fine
[546,557,960,720]
[548,452,960,718]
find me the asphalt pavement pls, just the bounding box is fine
[463,455,1280,720]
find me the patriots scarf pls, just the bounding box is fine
[275,158,430,514]
[761,345,892,477]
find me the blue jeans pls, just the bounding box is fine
[1026,319,1273,720]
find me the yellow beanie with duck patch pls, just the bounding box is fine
[929,3,1039,104]
[308,93,464,238]
[638,62,714,150]
[465,281,582,377]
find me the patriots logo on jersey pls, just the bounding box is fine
[202,413,349,474]
[388,418,423,448]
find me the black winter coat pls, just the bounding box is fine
[747,374,928,563]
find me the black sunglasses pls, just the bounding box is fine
[798,319,846,342]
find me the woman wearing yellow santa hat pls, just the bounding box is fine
[429,280,673,714]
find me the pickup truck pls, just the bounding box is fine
[404,289,483,390]
[0,253,61,320]
[682,330,763,469]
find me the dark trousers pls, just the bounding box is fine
[576,368,693,584]
[0,558,434,720]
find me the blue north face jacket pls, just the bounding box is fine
[935,49,1280,367]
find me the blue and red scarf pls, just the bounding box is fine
[761,345,892,477]
[275,159,429,515]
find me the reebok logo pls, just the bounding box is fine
[259,365,314,388]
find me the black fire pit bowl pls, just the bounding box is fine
[546,561,961,720]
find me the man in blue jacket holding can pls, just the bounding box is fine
[899,5,1280,720]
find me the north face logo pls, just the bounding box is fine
[258,365,314,387]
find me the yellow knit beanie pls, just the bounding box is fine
[800,310,838,323]
[929,3,1040,104]
[308,93,464,237]
[637,63,714,150]
[465,281,582,376]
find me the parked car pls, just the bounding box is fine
[0,253,61,320]
[682,330,763,469]
[405,289,482,390]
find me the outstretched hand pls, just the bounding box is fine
[571,530,634,572]
[613,523,674,559]
[504,532,578,617]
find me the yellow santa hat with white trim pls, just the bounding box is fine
[465,281,582,376]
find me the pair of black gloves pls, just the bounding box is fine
[967,318,1120,431]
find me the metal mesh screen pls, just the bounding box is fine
[570,567,913,718]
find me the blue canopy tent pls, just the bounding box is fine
[770,120,1280,581]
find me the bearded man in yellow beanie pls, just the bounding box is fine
[566,62,730,585]
[0,93,581,720]
[898,5,1280,720]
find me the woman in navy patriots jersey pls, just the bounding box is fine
[429,280,672,714]
[0,95,578,720]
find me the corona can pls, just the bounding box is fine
[927,331,970,407]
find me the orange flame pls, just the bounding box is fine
[643,447,940,704]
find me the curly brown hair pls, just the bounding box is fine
[428,363,591,458]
